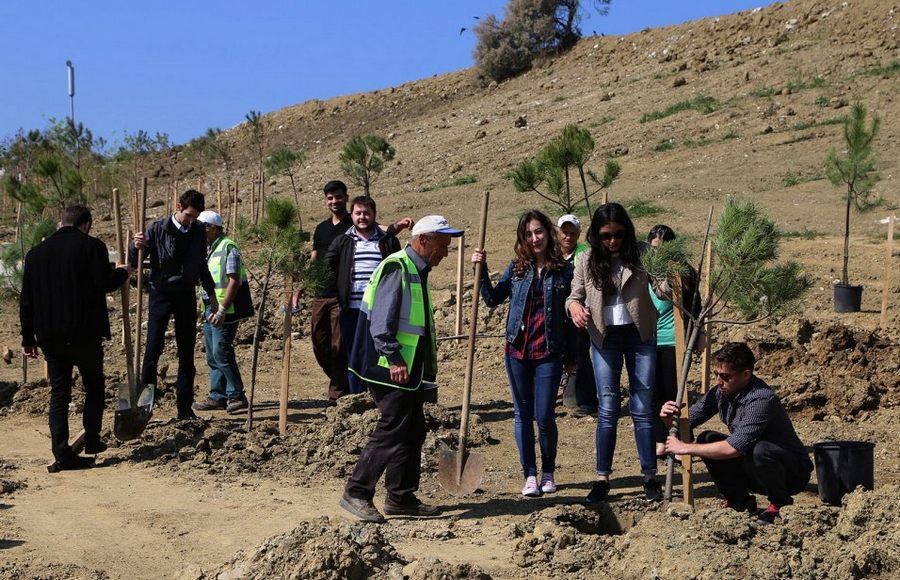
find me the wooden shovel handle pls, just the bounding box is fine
[112,189,135,390]
[458,191,490,454]
[134,178,148,384]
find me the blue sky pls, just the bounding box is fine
[0,1,777,147]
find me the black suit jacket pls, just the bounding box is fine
[20,226,129,347]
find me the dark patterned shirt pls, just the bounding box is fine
[506,270,549,360]
[688,376,808,457]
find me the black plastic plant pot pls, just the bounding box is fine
[833,283,863,313]
[813,440,875,505]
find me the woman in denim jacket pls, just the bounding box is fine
[472,210,575,497]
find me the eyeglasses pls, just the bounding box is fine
[715,372,733,381]
[598,230,626,241]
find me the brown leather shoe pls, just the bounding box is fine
[339,493,385,523]
[383,497,440,517]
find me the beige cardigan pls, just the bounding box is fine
[565,248,659,347]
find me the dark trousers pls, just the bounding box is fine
[141,289,198,416]
[574,329,598,410]
[345,384,425,504]
[652,346,678,443]
[43,338,104,461]
[697,430,812,507]
[311,297,348,400]
[339,307,365,394]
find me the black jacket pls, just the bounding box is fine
[324,225,400,310]
[128,216,215,296]
[20,227,129,347]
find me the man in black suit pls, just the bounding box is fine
[20,205,131,470]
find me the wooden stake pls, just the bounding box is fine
[258,164,265,221]
[232,181,239,232]
[601,191,609,205]
[216,179,222,212]
[14,201,22,243]
[672,277,694,507]
[455,234,466,336]
[279,276,294,435]
[172,180,179,212]
[250,179,256,225]
[21,351,27,384]
[881,215,896,329]
[699,241,714,393]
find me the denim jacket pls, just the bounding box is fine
[480,260,575,363]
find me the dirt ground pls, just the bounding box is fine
[1,0,900,578]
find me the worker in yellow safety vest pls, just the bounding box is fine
[193,211,254,415]
[339,215,464,523]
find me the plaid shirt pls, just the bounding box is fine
[506,271,549,360]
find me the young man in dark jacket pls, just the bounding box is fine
[324,196,401,394]
[20,205,131,470]
[130,189,218,420]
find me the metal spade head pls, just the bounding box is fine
[113,382,155,441]
[438,443,485,497]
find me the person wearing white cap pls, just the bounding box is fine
[192,210,254,414]
[557,214,597,418]
[340,215,462,523]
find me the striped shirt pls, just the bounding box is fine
[688,376,808,457]
[506,270,549,360]
[348,227,384,309]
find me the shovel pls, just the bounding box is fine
[113,182,154,441]
[438,191,490,496]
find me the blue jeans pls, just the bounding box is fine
[505,355,563,477]
[203,313,245,401]
[591,323,657,476]
[339,308,366,394]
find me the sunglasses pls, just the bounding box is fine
[715,372,733,381]
[599,230,626,241]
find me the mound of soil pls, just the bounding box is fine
[512,486,900,579]
[117,394,495,483]
[749,321,899,419]
[0,458,24,496]
[0,379,52,416]
[0,562,108,580]
[203,516,492,580]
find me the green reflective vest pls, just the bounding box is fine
[355,249,437,391]
[207,236,250,320]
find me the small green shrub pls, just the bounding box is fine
[782,173,802,187]
[589,117,613,128]
[417,175,478,193]
[722,130,740,140]
[814,95,829,107]
[791,116,846,131]
[751,87,777,98]
[778,228,824,239]
[552,95,568,103]
[640,95,718,123]
[858,61,900,77]
[683,137,712,148]
[786,73,827,91]
[622,199,664,219]
[653,140,676,152]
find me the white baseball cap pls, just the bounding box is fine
[198,210,224,228]
[411,215,464,237]
[557,214,581,230]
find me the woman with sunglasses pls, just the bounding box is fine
[566,203,662,502]
[472,210,574,497]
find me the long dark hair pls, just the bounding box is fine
[513,210,566,276]
[586,203,641,293]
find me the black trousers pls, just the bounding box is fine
[652,346,678,443]
[698,430,812,507]
[574,329,597,410]
[345,384,425,504]
[43,338,104,461]
[141,289,198,416]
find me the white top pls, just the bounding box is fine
[601,257,633,326]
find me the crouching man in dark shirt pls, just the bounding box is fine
[661,342,813,525]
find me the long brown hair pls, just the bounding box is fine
[513,210,567,276]
[586,203,641,293]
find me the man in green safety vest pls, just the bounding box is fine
[340,215,463,523]
[193,211,254,415]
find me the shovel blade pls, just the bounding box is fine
[438,444,485,497]
[113,383,154,441]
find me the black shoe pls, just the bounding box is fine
[723,495,758,513]
[52,455,96,472]
[339,493,386,523]
[226,396,249,414]
[585,480,610,504]
[755,503,780,525]
[643,478,663,502]
[383,497,440,517]
[192,397,226,411]
[84,439,108,455]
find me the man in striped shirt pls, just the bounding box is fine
[661,342,813,525]
[325,196,402,393]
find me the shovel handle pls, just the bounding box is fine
[112,189,135,391]
[458,191,490,460]
[133,178,148,392]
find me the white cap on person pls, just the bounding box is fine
[557,214,581,230]
[411,215,464,237]
[198,210,224,228]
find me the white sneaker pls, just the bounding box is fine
[522,475,541,497]
[540,472,557,493]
